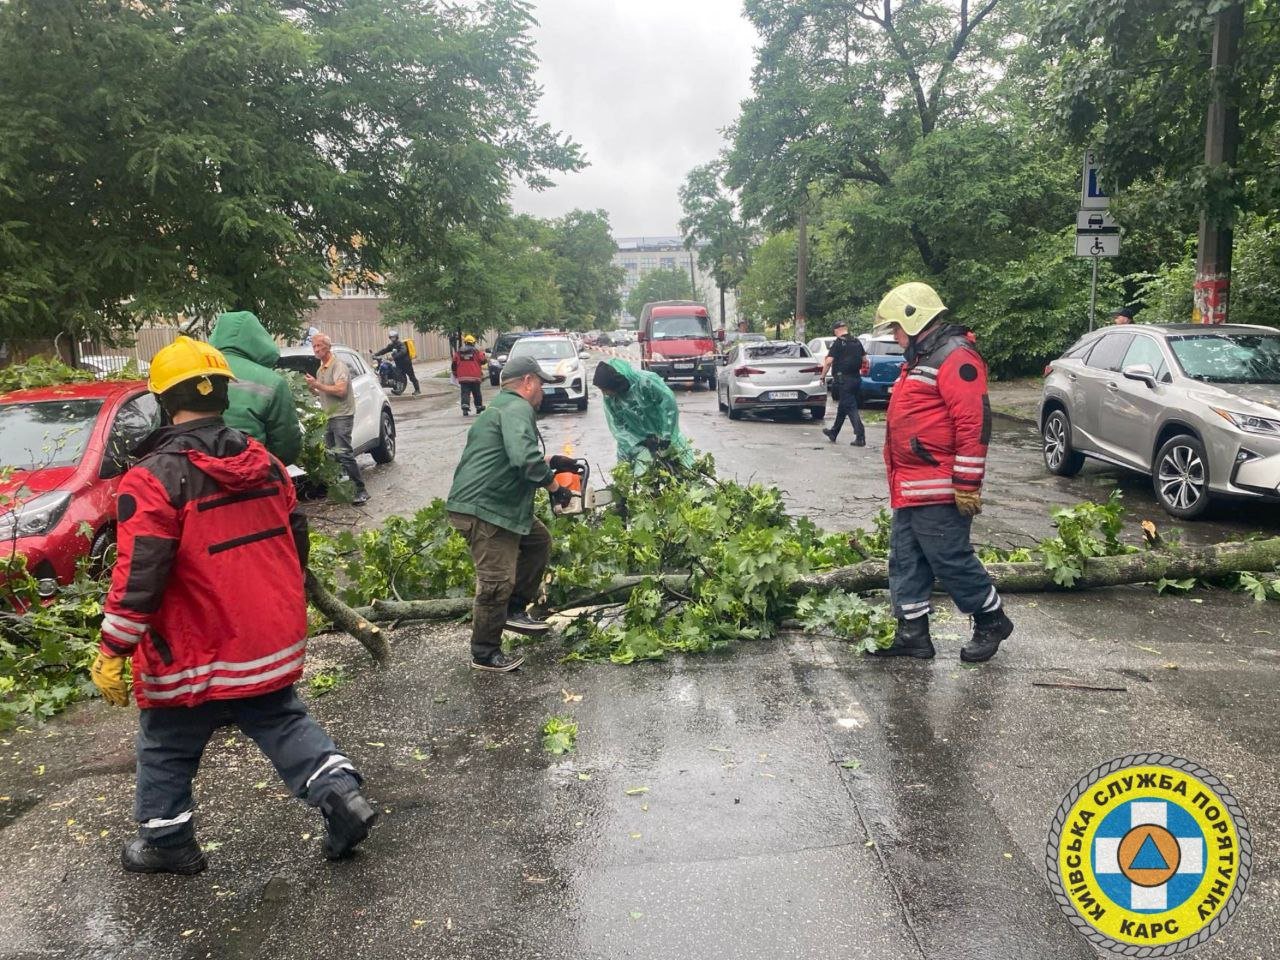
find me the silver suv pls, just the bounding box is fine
[1040,324,1280,518]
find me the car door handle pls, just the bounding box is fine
[1106,381,1118,390]
[1067,373,1078,382]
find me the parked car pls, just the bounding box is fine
[806,336,837,363]
[79,354,150,380]
[1040,323,1280,518]
[638,301,719,388]
[488,331,530,386]
[857,334,907,403]
[276,345,396,466]
[0,380,159,593]
[505,335,589,411]
[717,341,826,421]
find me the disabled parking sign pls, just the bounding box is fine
[1047,754,1251,955]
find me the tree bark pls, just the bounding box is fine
[306,571,391,664]
[792,537,1280,596]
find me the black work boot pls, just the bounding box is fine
[822,428,838,443]
[470,650,526,673]
[505,611,550,634]
[869,617,936,659]
[961,608,1013,663]
[850,436,866,447]
[122,837,208,875]
[320,788,378,860]
[462,408,471,416]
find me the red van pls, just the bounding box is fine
[638,300,721,388]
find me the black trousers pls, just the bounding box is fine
[831,376,865,441]
[460,381,484,412]
[135,686,361,846]
[397,359,420,392]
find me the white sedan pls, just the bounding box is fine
[507,335,590,411]
[717,341,827,421]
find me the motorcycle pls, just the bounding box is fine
[372,351,408,395]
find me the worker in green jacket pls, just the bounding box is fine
[446,356,577,673]
[592,358,693,468]
[209,311,303,465]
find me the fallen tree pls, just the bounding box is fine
[792,536,1280,595]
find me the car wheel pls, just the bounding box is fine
[727,400,743,421]
[577,396,588,412]
[1042,409,1086,477]
[372,409,396,464]
[809,406,826,420]
[1154,434,1210,519]
[490,374,499,387]
[88,526,116,578]
[718,390,727,412]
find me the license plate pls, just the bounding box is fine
[674,362,695,370]
[768,391,801,401]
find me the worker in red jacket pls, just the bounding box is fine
[871,283,1012,663]
[451,333,488,416]
[90,336,376,875]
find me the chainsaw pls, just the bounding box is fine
[551,458,615,516]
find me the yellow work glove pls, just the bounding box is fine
[953,489,982,518]
[90,652,130,707]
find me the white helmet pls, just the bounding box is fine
[388,330,400,339]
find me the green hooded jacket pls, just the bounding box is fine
[208,311,302,465]
[600,359,693,467]
[446,389,554,535]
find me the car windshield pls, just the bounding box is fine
[511,338,574,361]
[1166,333,1280,384]
[865,339,904,357]
[746,343,810,360]
[652,314,710,339]
[0,399,103,470]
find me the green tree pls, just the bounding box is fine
[0,0,581,344]
[624,268,695,321]
[547,209,624,330]
[738,231,797,328]
[679,161,752,326]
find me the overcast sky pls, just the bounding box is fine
[509,0,759,239]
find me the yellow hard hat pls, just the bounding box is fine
[873,282,948,337]
[148,336,234,395]
[463,334,477,345]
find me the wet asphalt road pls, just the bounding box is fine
[0,350,1277,959]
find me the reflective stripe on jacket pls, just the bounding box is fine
[101,419,310,708]
[884,326,992,509]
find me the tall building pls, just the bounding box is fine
[613,236,739,329]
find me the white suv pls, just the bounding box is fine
[278,344,396,465]
[506,335,590,411]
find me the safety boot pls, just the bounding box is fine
[122,837,208,875]
[961,608,1013,663]
[869,617,935,659]
[320,788,378,860]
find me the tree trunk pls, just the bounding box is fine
[792,537,1280,596]
[306,571,391,664]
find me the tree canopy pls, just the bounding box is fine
[0,0,581,343]
[624,268,695,321]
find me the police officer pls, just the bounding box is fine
[871,282,1012,663]
[821,320,866,447]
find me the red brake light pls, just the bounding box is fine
[734,366,765,377]
[1043,364,1053,377]
[799,365,823,374]
[860,357,871,375]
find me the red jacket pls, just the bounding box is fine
[452,347,487,383]
[884,325,992,509]
[100,420,310,709]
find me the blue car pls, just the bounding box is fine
[858,334,906,403]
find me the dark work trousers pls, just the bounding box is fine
[888,504,1002,621]
[830,376,865,441]
[324,414,367,495]
[397,358,420,393]
[460,381,484,413]
[135,686,361,846]
[448,512,552,660]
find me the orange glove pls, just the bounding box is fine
[91,652,130,706]
[954,489,982,518]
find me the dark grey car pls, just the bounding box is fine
[1040,324,1280,518]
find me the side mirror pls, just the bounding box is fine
[1122,363,1156,388]
[637,331,648,342]
[100,441,130,479]
[715,329,726,342]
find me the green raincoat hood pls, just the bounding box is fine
[600,358,693,468]
[210,311,280,367]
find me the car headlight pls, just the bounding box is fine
[0,491,72,540]
[497,355,508,363]
[555,359,581,376]
[1212,408,1280,436]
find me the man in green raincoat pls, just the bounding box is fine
[209,311,302,464]
[592,359,693,467]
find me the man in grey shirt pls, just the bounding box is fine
[305,334,369,505]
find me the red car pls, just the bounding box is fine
[1,380,159,594]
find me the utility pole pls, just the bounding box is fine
[688,250,697,301]
[1193,3,1244,325]
[794,207,808,342]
